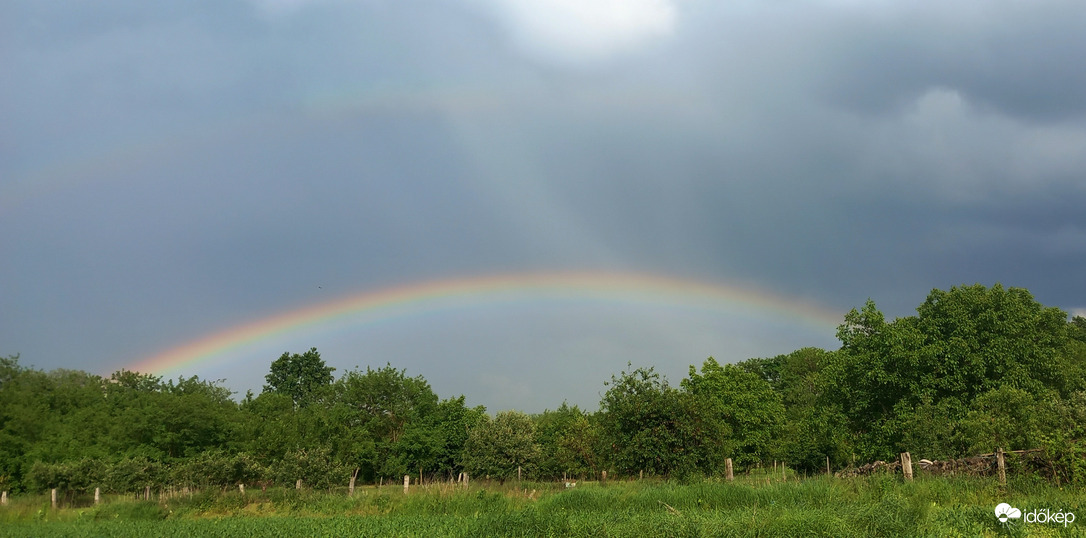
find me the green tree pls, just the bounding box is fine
[913,284,1072,398]
[171,450,263,489]
[263,348,334,408]
[826,284,1077,461]
[956,386,1050,454]
[736,355,786,389]
[599,366,722,478]
[683,357,783,468]
[555,412,601,479]
[330,364,440,480]
[744,348,855,471]
[1041,391,1086,485]
[271,446,349,490]
[426,396,486,478]
[1064,317,1086,395]
[461,411,540,483]
[104,456,164,494]
[534,403,600,479]
[897,394,965,460]
[1070,316,1086,343]
[104,373,238,460]
[238,391,301,462]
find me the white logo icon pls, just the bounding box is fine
[995,503,1022,523]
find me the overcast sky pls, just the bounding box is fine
[3,0,1084,412]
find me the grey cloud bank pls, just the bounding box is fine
[2,0,1083,411]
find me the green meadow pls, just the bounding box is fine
[2,474,1083,537]
[4,285,1084,536]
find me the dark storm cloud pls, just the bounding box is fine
[3,0,1084,410]
[811,1,1086,122]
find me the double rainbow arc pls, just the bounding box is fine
[127,272,842,376]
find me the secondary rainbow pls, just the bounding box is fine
[4,81,510,213]
[127,272,843,376]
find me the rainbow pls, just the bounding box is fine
[126,271,843,376]
[4,80,693,214]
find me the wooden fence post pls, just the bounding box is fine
[144,485,151,500]
[826,456,832,477]
[95,487,100,505]
[726,458,734,482]
[518,465,522,481]
[601,470,607,483]
[239,484,245,495]
[403,475,410,495]
[997,448,1006,486]
[901,452,913,481]
[51,488,57,509]
[640,470,644,481]
[296,479,302,490]
[1,490,7,506]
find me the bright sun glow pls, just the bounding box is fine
[485,0,678,62]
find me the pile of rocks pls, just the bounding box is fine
[834,448,1051,479]
[837,455,994,477]
[836,460,901,477]
[915,456,994,476]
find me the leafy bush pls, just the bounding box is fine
[269,446,350,491]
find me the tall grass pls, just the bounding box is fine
[2,475,1082,536]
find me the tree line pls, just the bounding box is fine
[2,283,1084,496]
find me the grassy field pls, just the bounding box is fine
[1,474,1082,537]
